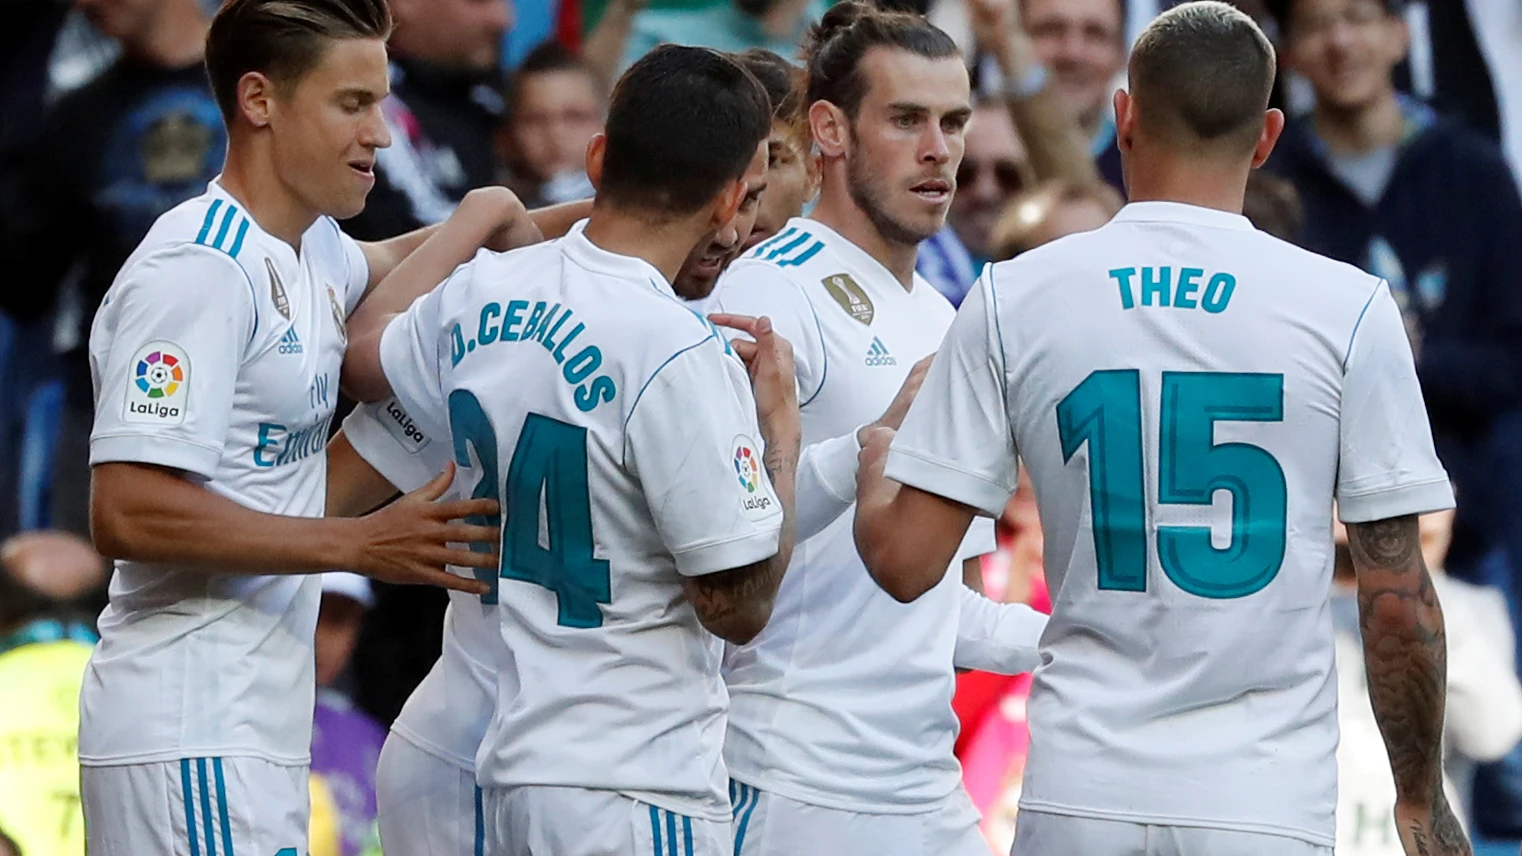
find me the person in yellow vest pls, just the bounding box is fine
[0,530,105,856]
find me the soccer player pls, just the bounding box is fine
[340,45,801,856]
[78,0,540,852]
[854,4,1466,856]
[706,5,1048,854]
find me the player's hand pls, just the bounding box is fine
[859,354,933,446]
[460,186,542,252]
[1393,797,1472,856]
[707,312,801,434]
[855,426,897,505]
[345,461,496,595]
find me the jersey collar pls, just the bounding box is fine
[1110,201,1254,232]
[560,220,677,299]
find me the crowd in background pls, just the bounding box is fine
[1,0,1521,854]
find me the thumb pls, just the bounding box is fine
[414,460,457,502]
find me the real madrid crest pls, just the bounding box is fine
[327,285,347,344]
[266,258,291,320]
[822,273,874,325]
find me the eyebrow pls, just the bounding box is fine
[336,86,387,103]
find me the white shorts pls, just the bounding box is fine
[728,779,987,856]
[82,757,308,856]
[375,732,483,856]
[484,785,730,856]
[1010,810,1334,856]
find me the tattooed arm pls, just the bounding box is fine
[681,314,800,645]
[1349,515,1471,856]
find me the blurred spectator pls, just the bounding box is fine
[988,178,1122,261]
[1242,169,1304,241]
[919,99,1034,304]
[0,0,216,545]
[498,41,603,208]
[1329,509,1522,855]
[312,573,387,856]
[0,827,17,856]
[1020,0,1128,192]
[341,0,513,240]
[1462,0,1522,182]
[0,529,105,856]
[1266,0,1522,582]
[584,0,830,87]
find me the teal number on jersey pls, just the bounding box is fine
[1055,370,1147,591]
[1057,370,1288,599]
[501,412,612,628]
[448,389,502,605]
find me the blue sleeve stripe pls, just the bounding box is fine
[1343,281,1384,370]
[748,226,796,259]
[196,758,217,856]
[213,758,234,856]
[227,218,250,258]
[196,200,223,245]
[181,759,201,856]
[765,231,811,261]
[649,805,663,856]
[212,205,238,251]
[777,241,823,268]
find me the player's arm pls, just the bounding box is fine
[953,583,1046,674]
[683,317,800,644]
[855,274,1019,602]
[326,431,399,518]
[1337,282,1467,856]
[327,397,448,517]
[354,187,538,299]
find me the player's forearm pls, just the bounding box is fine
[953,584,1046,674]
[795,431,860,541]
[1350,516,1451,808]
[326,431,401,518]
[92,462,361,574]
[855,480,964,603]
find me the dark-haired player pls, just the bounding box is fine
[856,3,1465,855]
[341,45,801,856]
[708,4,1047,854]
[78,0,536,851]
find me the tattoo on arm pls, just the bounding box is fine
[1349,515,1448,808]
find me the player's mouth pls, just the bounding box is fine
[910,178,952,204]
[349,159,376,182]
[691,249,727,277]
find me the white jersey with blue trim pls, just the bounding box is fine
[884,201,1456,845]
[710,217,1001,813]
[82,179,369,766]
[377,228,784,821]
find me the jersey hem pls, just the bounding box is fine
[725,769,955,815]
[79,748,311,767]
[884,446,1012,518]
[1337,476,1456,523]
[89,433,223,479]
[671,527,783,577]
[388,723,475,771]
[1016,800,1335,848]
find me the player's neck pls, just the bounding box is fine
[809,188,918,291]
[219,143,320,252]
[1311,91,1404,155]
[122,0,208,69]
[1123,153,1249,216]
[581,209,700,285]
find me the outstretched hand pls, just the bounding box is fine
[346,461,497,595]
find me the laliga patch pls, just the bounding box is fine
[123,341,189,425]
[822,273,874,325]
[380,397,430,453]
[732,435,779,521]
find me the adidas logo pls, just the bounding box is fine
[865,337,897,367]
[278,327,303,355]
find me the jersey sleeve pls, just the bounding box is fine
[377,283,452,443]
[1336,282,1455,523]
[712,262,829,404]
[952,585,1047,675]
[341,397,448,493]
[795,431,860,541]
[954,517,998,562]
[884,270,1019,517]
[335,219,370,314]
[89,244,257,478]
[625,334,784,577]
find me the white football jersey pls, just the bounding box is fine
[378,229,784,821]
[886,201,1455,846]
[83,180,368,765]
[710,217,1023,813]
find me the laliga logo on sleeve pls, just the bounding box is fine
[732,436,777,521]
[124,341,189,425]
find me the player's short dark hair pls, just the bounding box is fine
[802,1,960,121]
[205,0,393,123]
[1128,1,1276,156]
[734,48,809,150]
[599,45,771,218]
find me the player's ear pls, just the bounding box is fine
[585,134,607,191]
[1252,108,1286,169]
[238,71,276,129]
[810,101,849,159]
[1113,89,1135,155]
